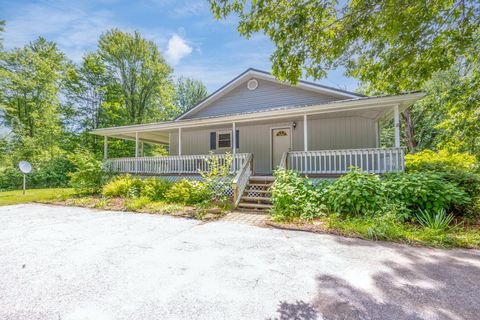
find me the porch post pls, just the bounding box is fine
[135,132,139,174]
[178,127,182,155]
[303,114,308,151]
[232,122,236,170]
[103,136,108,160]
[393,105,400,148]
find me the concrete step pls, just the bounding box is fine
[237,202,272,210]
[242,196,272,203]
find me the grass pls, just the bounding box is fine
[0,188,74,206]
[271,213,480,249]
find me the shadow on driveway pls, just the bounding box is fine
[268,242,480,320]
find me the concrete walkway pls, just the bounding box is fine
[1,204,479,320]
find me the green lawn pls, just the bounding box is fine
[0,188,73,206]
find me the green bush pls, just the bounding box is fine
[405,149,478,173]
[271,170,329,220]
[164,179,211,205]
[383,172,470,217]
[0,157,74,191]
[140,178,172,201]
[68,149,107,194]
[324,169,385,216]
[102,175,143,198]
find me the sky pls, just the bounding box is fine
[0,0,360,93]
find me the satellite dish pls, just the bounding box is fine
[19,161,32,174]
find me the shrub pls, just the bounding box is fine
[68,149,106,194]
[383,172,470,217]
[324,168,385,216]
[405,149,478,173]
[140,178,172,201]
[102,175,143,198]
[199,152,233,202]
[271,170,329,220]
[164,179,211,205]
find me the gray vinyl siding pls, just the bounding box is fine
[182,79,341,119]
[169,116,377,174]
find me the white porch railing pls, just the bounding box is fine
[104,153,250,175]
[232,154,253,207]
[285,148,404,174]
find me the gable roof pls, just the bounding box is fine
[175,68,364,120]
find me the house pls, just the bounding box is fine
[91,68,424,209]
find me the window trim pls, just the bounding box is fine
[216,130,232,149]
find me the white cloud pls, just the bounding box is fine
[165,34,192,65]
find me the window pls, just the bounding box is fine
[217,131,231,148]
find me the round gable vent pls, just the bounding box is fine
[247,79,258,91]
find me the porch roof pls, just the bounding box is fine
[91,91,424,144]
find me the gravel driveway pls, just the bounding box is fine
[1,204,479,320]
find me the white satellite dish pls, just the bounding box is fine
[19,161,32,174]
[18,161,32,195]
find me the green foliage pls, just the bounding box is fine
[165,179,212,205]
[271,170,329,220]
[102,174,143,198]
[174,76,208,116]
[98,29,176,124]
[415,209,454,231]
[406,149,478,173]
[325,169,385,216]
[0,157,74,191]
[199,152,233,201]
[140,178,172,201]
[124,196,151,211]
[383,172,470,217]
[68,149,106,194]
[210,0,478,93]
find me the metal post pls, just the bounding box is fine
[303,114,308,151]
[393,105,400,148]
[23,174,26,195]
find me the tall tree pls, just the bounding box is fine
[174,76,208,116]
[0,37,69,161]
[210,0,479,152]
[97,29,175,124]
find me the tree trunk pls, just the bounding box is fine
[403,109,417,152]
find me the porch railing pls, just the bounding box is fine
[285,148,404,174]
[104,153,250,175]
[232,154,253,207]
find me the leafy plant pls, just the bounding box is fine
[271,170,329,220]
[415,209,454,230]
[102,174,143,198]
[199,152,234,202]
[406,149,478,173]
[140,178,172,201]
[324,168,385,216]
[383,172,470,217]
[68,149,107,194]
[164,179,212,205]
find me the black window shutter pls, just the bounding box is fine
[235,130,239,149]
[210,132,216,150]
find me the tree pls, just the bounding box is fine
[0,20,4,49]
[0,37,69,162]
[174,76,208,116]
[210,0,479,92]
[97,29,175,124]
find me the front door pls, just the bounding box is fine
[272,128,291,170]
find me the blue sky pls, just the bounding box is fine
[0,0,359,93]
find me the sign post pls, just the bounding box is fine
[18,161,32,195]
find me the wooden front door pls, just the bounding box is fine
[272,128,291,170]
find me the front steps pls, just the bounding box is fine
[237,177,273,212]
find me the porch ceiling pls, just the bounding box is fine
[91,91,424,143]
